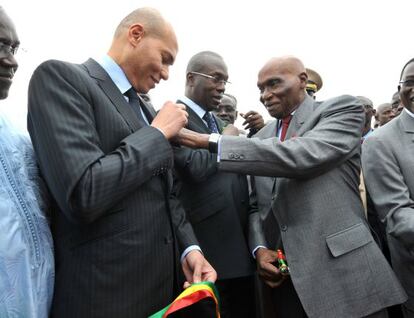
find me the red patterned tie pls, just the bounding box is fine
[280,115,292,141]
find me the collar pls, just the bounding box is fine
[404,107,414,119]
[96,55,132,95]
[180,96,207,120]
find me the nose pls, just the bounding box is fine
[261,87,272,103]
[0,53,18,71]
[216,82,225,94]
[218,108,226,115]
[160,65,169,81]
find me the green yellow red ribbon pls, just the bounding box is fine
[148,281,220,318]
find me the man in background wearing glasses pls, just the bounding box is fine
[0,7,54,318]
[174,51,256,317]
[363,58,414,317]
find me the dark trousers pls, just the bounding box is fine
[216,275,256,318]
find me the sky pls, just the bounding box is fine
[2,0,414,132]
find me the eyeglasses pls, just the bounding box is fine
[0,41,19,56]
[399,79,414,88]
[190,71,231,86]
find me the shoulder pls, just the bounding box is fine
[34,59,80,74]
[30,59,89,89]
[318,95,363,112]
[254,119,277,138]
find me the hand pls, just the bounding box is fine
[151,102,188,139]
[256,248,286,288]
[222,124,239,136]
[240,111,265,131]
[175,128,210,149]
[181,250,217,289]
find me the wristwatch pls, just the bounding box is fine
[208,133,220,153]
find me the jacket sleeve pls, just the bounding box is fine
[219,95,364,179]
[362,135,414,247]
[28,60,174,224]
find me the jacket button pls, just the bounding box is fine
[164,236,173,244]
[281,225,288,231]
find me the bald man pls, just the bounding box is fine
[27,7,215,318]
[178,56,407,317]
[375,102,396,127]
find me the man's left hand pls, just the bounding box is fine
[181,250,217,289]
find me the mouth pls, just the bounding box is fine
[265,102,277,110]
[212,95,223,104]
[151,77,159,86]
[0,73,14,80]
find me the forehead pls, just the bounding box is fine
[0,10,19,43]
[219,96,236,108]
[378,104,392,113]
[201,56,228,74]
[257,62,290,85]
[402,62,414,78]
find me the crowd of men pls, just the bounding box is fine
[0,6,413,318]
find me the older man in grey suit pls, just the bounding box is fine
[363,58,414,317]
[178,56,407,318]
[27,8,215,318]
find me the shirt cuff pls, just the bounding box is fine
[217,135,222,162]
[180,245,202,262]
[252,245,268,259]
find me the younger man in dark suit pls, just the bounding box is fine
[27,8,215,318]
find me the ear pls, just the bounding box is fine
[186,72,195,86]
[129,23,145,46]
[298,72,308,89]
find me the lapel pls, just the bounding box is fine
[285,95,315,140]
[213,113,225,133]
[177,100,211,133]
[399,109,414,142]
[138,96,156,123]
[83,58,143,132]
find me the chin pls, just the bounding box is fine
[0,90,9,100]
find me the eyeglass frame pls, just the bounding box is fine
[0,41,19,56]
[399,79,414,88]
[189,71,231,86]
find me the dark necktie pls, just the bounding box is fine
[203,112,219,133]
[124,88,147,124]
[280,115,292,141]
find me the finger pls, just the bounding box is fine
[192,262,202,284]
[243,111,255,117]
[203,270,217,283]
[183,281,191,289]
[261,262,281,276]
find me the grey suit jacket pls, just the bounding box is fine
[174,105,254,280]
[217,95,407,318]
[248,120,278,251]
[27,59,198,318]
[362,109,414,311]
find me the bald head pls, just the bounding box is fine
[260,56,306,79]
[257,56,307,119]
[108,7,178,94]
[186,51,224,74]
[114,7,168,39]
[376,102,395,126]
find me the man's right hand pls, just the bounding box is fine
[151,102,188,139]
[256,248,286,288]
